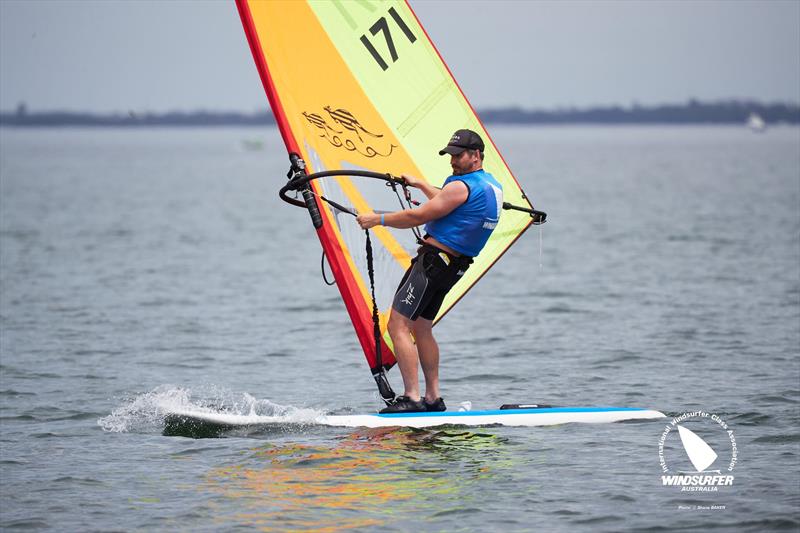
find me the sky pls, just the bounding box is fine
[1,0,798,113]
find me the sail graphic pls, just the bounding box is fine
[236,1,539,381]
[677,425,718,472]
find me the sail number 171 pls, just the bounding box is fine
[360,7,417,71]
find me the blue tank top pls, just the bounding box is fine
[424,169,503,257]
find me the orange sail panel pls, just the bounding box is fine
[236,0,535,374]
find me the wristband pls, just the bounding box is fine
[380,214,385,226]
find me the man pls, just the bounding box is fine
[356,129,503,413]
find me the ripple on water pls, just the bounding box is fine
[751,434,800,445]
[0,389,37,397]
[0,519,51,530]
[728,411,773,426]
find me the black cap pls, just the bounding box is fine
[439,129,485,156]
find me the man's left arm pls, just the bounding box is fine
[357,181,468,230]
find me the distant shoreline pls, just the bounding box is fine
[1,100,797,127]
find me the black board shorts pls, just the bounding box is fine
[392,244,473,321]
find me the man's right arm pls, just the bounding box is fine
[356,180,468,230]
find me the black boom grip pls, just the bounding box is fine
[301,188,323,229]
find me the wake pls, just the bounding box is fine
[97,385,323,433]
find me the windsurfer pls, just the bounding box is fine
[357,129,503,413]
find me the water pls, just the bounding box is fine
[1,125,798,531]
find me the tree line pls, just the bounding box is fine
[1,100,797,127]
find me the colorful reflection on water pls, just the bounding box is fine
[203,427,523,531]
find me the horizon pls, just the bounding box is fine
[3,97,799,116]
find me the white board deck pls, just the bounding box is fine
[163,406,665,434]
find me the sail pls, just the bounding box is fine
[237,0,536,375]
